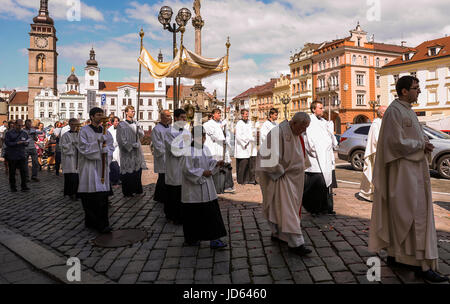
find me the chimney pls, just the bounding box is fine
[401,41,407,47]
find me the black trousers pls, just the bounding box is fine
[8,159,27,190]
[55,151,61,175]
[154,173,167,203]
[80,192,110,232]
[120,169,143,197]
[64,173,79,197]
[237,157,256,185]
[164,185,182,223]
[302,172,334,214]
[109,161,120,185]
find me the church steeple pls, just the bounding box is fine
[33,0,54,25]
[86,48,98,67]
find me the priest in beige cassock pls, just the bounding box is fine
[256,112,312,256]
[369,76,448,283]
[358,106,387,202]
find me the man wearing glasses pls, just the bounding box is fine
[369,76,448,283]
[4,119,30,192]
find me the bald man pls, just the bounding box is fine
[151,110,173,203]
[359,106,387,202]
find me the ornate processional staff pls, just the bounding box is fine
[223,37,231,162]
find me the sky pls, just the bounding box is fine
[0,0,449,99]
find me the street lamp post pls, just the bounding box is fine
[281,95,291,120]
[158,6,192,110]
[327,77,332,122]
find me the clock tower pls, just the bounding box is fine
[28,0,58,118]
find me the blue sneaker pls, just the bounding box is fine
[210,240,227,249]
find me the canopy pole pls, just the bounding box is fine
[137,28,144,141]
[223,37,231,161]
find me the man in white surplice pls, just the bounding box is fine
[358,106,386,202]
[117,106,147,197]
[107,116,121,186]
[164,109,188,225]
[259,108,279,148]
[235,109,257,185]
[78,108,114,234]
[256,112,312,256]
[302,101,337,215]
[60,118,80,201]
[151,110,172,203]
[369,76,448,283]
[203,108,234,194]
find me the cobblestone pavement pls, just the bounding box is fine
[0,243,58,284]
[0,156,449,284]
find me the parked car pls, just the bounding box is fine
[337,123,450,179]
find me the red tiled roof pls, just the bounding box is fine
[371,42,411,53]
[384,36,450,68]
[99,82,155,92]
[9,91,29,105]
[64,90,80,95]
[233,87,256,101]
[255,79,277,96]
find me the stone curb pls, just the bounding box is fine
[0,224,114,284]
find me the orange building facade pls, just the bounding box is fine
[312,23,408,134]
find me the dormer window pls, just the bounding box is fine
[403,52,415,61]
[428,46,441,56]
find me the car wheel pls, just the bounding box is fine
[437,154,450,180]
[350,150,365,171]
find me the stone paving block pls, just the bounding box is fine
[232,269,251,284]
[158,268,177,281]
[231,247,247,258]
[232,258,249,270]
[271,268,292,281]
[181,246,198,257]
[162,257,179,269]
[94,259,114,273]
[213,262,230,275]
[138,272,158,283]
[252,276,273,284]
[118,274,139,284]
[284,256,307,272]
[166,247,182,258]
[194,269,212,281]
[247,240,262,249]
[348,263,369,275]
[105,259,130,281]
[292,270,313,284]
[149,249,166,260]
[132,249,150,261]
[332,271,356,284]
[356,275,380,284]
[179,257,196,268]
[310,236,330,248]
[214,250,230,263]
[339,250,363,265]
[248,248,265,258]
[196,258,213,269]
[251,264,269,277]
[176,268,194,280]
[267,254,286,268]
[249,257,267,266]
[118,247,139,259]
[353,246,373,257]
[302,257,324,268]
[345,236,366,246]
[198,248,213,258]
[143,259,163,272]
[0,260,29,274]
[123,260,145,275]
[332,241,353,252]
[322,256,347,272]
[309,266,332,282]
[213,274,231,284]
[316,247,337,258]
[323,231,344,242]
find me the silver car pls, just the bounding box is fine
[337,123,450,179]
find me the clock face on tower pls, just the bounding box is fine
[89,71,95,76]
[35,37,48,49]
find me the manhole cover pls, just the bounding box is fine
[92,229,148,248]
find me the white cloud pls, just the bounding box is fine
[1,0,104,22]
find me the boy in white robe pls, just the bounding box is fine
[117,106,147,197]
[235,109,256,185]
[60,118,80,201]
[151,110,172,203]
[164,109,188,225]
[181,126,228,248]
[78,108,114,234]
[107,117,121,186]
[256,112,312,256]
[259,108,279,148]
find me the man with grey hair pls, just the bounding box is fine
[256,112,312,256]
[359,106,387,201]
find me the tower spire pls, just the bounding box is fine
[33,0,54,25]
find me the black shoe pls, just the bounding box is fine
[416,269,449,283]
[21,187,30,192]
[100,226,112,234]
[11,188,18,193]
[289,245,312,256]
[386,256,397,266]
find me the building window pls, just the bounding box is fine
[169,104,173,110]
[158,82,162,88]
[357,94,365,105]
[78,103,82,109]
[45,92,48,97]
[21,107,24,111]
[376,75,380,88]
[394,74,399,84]
[428,91,437,103]
[70,112,75,118]
[111,112,115,117]
[376,57,380,67]
[363,56,367,65]
[48,112,52,117]
[40,102,44,108]
[148,99,152,106]
[377,95,381,103]
[139,99,144,106]
[40,112,44,118]
[61,103,65,108]
[49,102,52,108]
[90,80,94,86]
[352,55,356,64]
[111,98,115,106]
[70,103,74,109]
[128,99,132,105]
[428,70,436,79]
[385,58,389,65]
[140,112,144,120]
[61,113,66,119]
[123,98,127,106]
[410,72,417,78]
[357,74,365,86]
